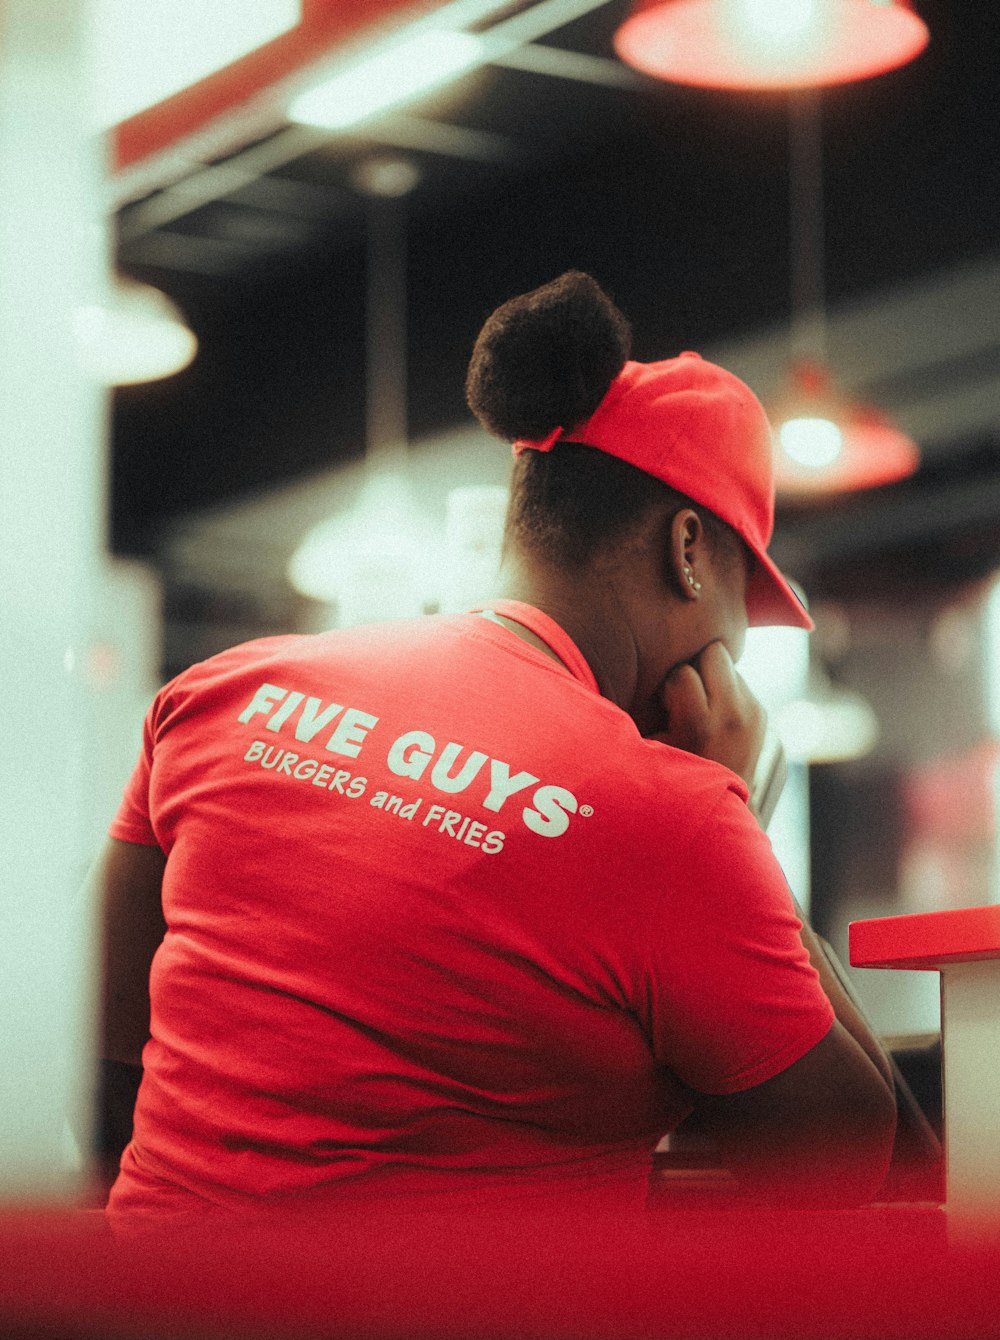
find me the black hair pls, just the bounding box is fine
[465,271,737,571]
[465,271,631,443]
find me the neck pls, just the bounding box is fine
[493,554,642,712]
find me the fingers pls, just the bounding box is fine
[694,640,739,710]
[658,663,711,757]
[656,642,767,787]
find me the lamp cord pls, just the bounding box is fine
[788,88,827,363]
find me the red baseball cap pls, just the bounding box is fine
[513,355,813,631]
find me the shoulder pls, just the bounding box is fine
[144,633,309,724]
[590,721,780,910]
[144,616,469,724]
[179,633,306,681]
[546,709,764,899]
[157,632,302,686]
[588,717,752,837]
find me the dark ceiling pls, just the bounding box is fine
[111,0,1000,602]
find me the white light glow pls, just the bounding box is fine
[735,0,821,40]
[289,30,486,131]
[74,281,197,385]
[986,575,1000,739]
[776,689,879,763]
[741,624,811,710]
[440,485,509,614]
[986,575,1000,905]
[89,0,301,127]
[741,625,811,908]
[722,0,831,61]
[779,415,844,468]
[288,468,439,625]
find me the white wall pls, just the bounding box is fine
[0,0,110,1200]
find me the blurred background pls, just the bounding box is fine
[2,0,998,1193]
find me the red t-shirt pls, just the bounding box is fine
[107,601,833,1217]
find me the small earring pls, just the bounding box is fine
[684,567,702,593]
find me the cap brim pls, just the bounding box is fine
[745,546,814,631]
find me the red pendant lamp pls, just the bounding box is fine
[614,0,928,91]
[766,92,920,498]
[770,358,919,497]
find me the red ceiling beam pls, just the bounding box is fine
[112,0,426,171]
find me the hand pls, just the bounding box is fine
[652,641,766,787]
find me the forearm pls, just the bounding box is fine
[681,1021,897,1208]
[95,1057,143,1184]
[794,910,896,1093]
[87,838,167,1065]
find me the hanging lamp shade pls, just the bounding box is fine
[770,358,919,497]
[614,0,929,90]
[287,465,439,624]
[74,278,197,385]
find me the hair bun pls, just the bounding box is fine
[465,271,632,443]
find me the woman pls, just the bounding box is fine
[96,272,895,1224]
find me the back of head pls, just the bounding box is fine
[465,272,726,571]
[466,271,811,630]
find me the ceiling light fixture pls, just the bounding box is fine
[771,358,919,496]
[769,92,919,498]
[287,469,439,624]
[613,0,929,90]
[287,158,437,625]
[288,30,486,132]
[74,279,197,385]
[613,4,925,494]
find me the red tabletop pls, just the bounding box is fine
[850,905,1000,970]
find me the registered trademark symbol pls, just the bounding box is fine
[579,804,594,818]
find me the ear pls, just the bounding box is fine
[666,508,705,601]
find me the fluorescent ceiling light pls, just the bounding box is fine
[289,31,486,131]
[89,0,302,128]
